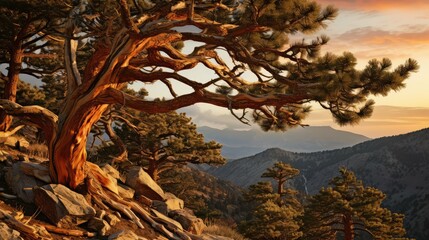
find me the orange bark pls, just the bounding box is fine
[48,31,180,188]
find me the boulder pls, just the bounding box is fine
[125,167,165,201]
[164,192,184,212]
[0,222,23,240]
[5,162,45,203]
[87,217,110,236]
[169,209,206,235]
[108,230,148,240]
[34,184,96,227]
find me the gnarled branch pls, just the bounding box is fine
[0,100,58,143]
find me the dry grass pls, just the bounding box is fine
[26,143,49,159]
[204,222,246,240]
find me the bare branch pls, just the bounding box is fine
[0,125,24,138]
[100,115,128,164]
[0,100,58,143]
[97,87,308,115]
[64,2,84,94]
[119,0,139,34]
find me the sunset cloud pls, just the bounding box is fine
[320,26,429,60]
[336,27,429,46]
[317,0,429,11]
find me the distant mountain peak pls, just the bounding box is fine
[198,125,370,159]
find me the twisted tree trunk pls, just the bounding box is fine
[48,28,177,188]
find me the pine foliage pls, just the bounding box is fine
[300,168,410,240]
[94,102,226,181]
[240,162,302,239]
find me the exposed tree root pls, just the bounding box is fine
[86,175,194,240]
[41,224,97,237]
[9,159,195,239]
[0,206,52,240]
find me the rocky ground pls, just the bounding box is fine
[0,136,232,240]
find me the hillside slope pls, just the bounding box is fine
[208,128,429,239]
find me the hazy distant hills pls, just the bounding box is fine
[208,128,429,239]
[198,126,370,159]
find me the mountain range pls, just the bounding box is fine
[198,126,370,159]
[207,128,429,239]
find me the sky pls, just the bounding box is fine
[10,0,427,139]
[170,0,429,138]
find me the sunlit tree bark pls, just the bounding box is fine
[0,0,418,189]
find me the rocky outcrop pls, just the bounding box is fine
[34,184,96,227]
[5,162,46,203]
[125,167,165,201]
[1,160,207,239]
[169,209,206,235]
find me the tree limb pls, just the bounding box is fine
[0,100,58,143]
[64,2,84,94]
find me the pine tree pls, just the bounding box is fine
[0,77,45,106]
[240,162,302,239]
[40,75,66,114]
[94,105,226,182]
[0,2,419,237]
[262,162,300,196]
[0,0,418,195]
[300,168,410,240]
[0,0,66,131]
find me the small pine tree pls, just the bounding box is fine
[240,162,302,240]
[300,168,410,240]
[262,162,299,188]
[96,106,226,182]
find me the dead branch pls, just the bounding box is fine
[41,224,96,238]
[64,2,84,94]
[0,125,24,138]
[100,114,129,164]
[0,206,52,240]
[0,100,58,142]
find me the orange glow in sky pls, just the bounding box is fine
[164,0,429,138]
[317,0,429,10]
